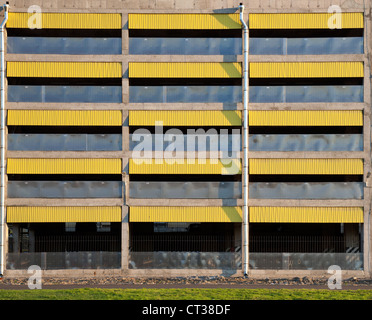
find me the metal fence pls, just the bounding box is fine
[34,235,121,252]
[249,253,363,270]
[249,235,359,253]
[129,252,241,269]
[6,251,362,270]
[130,234,236,252]
[7,252,121,270]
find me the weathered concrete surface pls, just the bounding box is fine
[2,0,372,278]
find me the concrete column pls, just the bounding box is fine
[241,10,249,275]
[366,8,372,277]
[122,13,129,55]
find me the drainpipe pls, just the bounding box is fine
[0,3,8,277]
[239,3,248,276]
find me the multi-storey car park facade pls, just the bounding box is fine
[0,0,371,278]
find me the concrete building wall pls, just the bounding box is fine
[2,0,372,278]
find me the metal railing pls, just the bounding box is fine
[129,252,241,269]
[34,235,121,252]
[7,252,121,270]
[130,234,236,252]
[249,253,363,270]
[249,235,360,253]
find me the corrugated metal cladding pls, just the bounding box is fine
[7,206,122,223]
[248,110,363,126]
[129,62,242,78]
[129,159,241,175]
[249,13,364,29]
[7,62,122,78]
[7,110,122,126]
[128,13,241,29]
[129,110,242,126]
[249,62,363,78]
[7,158,122,174]
[129,206,242,222]
[249,159,363,175]
[249,207,364,223]
[7,12,122,29]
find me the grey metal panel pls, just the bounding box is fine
[249,37,363,55]
[249,85,285,103]
[7,85,42,102]
[249,38,284,55]
[8,85,122,103]
[286,85,363,103]
[129,133,241,153]
[7,37,121,54]
[87,134,122,151]
[249,182,363,199]
[249,134,363,152]
[129,86,242,103]
[288,37,363,55]
[8,134,122,151]
[8,181,122,198]
[129,37,242,55]
[130,181,242,199]
[250,85,363,103]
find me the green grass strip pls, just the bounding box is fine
[0,288,371,300]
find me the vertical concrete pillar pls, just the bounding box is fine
[366,8,372,277]
[241,10,249,276]
[122,13,129,105]
[122,13,129,55]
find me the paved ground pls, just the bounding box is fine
[0,276,372,290]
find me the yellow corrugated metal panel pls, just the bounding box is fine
[249,159,363,175]
[129,159,241,175]
[248,110,363,126]
[7,110,122,126]
[7,12,122,29]
[7,206,122,223]
[7,158,121,174]
[129,62,242,78]
[249,62,363,78]
[249,13,363,29]
[249,207,364,223]
[129,110,241,126]
[7,62,122,78]
[128,13,241,29]
[130,206,242,222]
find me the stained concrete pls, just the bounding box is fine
[2,0,372,278]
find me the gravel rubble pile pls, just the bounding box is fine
[1,276,371,287]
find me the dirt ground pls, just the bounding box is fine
[0,275,372,290]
